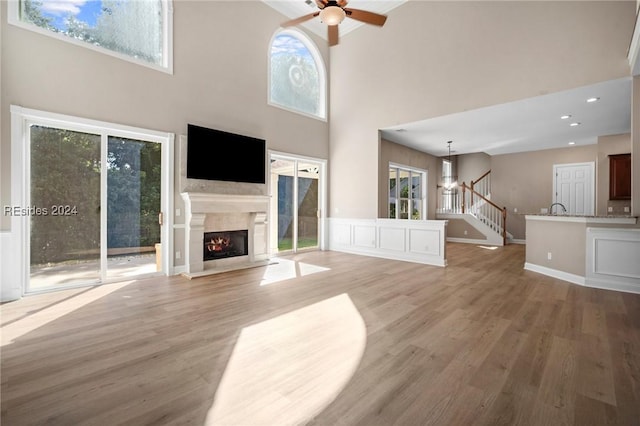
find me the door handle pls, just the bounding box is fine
[158,211,163,226]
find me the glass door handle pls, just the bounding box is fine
[158,211,163,226]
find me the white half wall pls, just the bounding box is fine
[1,230,23,302]
[328,218,447,267]
[586,227,640,294]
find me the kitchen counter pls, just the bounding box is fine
[525,214,637,225]
[524,214,640,293]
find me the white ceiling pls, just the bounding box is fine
[263,1,632,159]
[381,78,632,157]
[263,0,407,40]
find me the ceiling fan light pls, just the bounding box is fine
[320,6,346,25]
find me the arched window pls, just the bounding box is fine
[269,29,327,120]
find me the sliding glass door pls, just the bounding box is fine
[106,136,162,280]
[21,111,170,293]
[29,127,102,290]
[296,161,319,250]
[269,154,324,253]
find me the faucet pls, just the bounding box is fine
[549,202,567,215]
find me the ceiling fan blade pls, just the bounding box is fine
[281,12,320,27]
[328,25,339,46]
[344,8,387,26]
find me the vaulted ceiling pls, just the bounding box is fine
[264,1,633,157]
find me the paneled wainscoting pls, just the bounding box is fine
[328,218,447,267]
[586,227,640,294]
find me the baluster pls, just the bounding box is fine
[461,184,466,214]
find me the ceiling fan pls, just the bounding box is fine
[280,0,388,46]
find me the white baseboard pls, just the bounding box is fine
[447,237,494,245]
[172,265,187,275]
[584,278,640,295]
[509,239,526,245]
[524,262,585,286]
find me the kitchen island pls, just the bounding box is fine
[524,214,640,294]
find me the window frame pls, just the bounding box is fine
[268,28,327,121]
[388,163,427,220]
[7,0,174,74]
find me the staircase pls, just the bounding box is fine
[436,170,510,246]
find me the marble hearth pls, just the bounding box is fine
[181,192,270,278]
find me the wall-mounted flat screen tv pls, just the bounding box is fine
[187,124,266,184]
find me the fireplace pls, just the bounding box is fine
[204,230,248,261]
[180,192,270,277]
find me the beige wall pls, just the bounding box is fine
[525,220,586,276]
[446,218,487,241]
[378,138,439,219]
[331,1,634,219]
[597,133,632,215]
[451,135,637,241]
[1,1,330,233]
[490,145,599,240]
[456,152,492,187]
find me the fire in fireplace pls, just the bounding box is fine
[203,230,249,261]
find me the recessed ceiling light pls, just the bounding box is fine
[570,122,581,127]
[586,97,600,103]
[568,141,576,145]
[560,115,572,120]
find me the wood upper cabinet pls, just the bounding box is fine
[609,153,631,200]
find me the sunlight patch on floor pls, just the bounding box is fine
[260,258,330,286]
[479,245,499,250]
[205,293,367,426]
[0,280,133,346]
[29,254,156,289]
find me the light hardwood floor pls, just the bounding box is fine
[2,243,640,425]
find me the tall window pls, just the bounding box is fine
[269,29,327,120]
[9,0,173,72]
[442,159,453,189]
[442,159,456,211]
[389,164,427,220]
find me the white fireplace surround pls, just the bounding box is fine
[181,192,270,277]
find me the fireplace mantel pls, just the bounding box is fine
[181,192,270,214]
[181,192,270,277]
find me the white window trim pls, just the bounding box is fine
[10,105,175,295]
[267,28,327,121]
[7,0,174,74]
[389,162,428,220]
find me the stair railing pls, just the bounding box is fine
[461,182,507,245]
[470,169,491,199]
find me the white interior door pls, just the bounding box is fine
[553,162,595,215]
